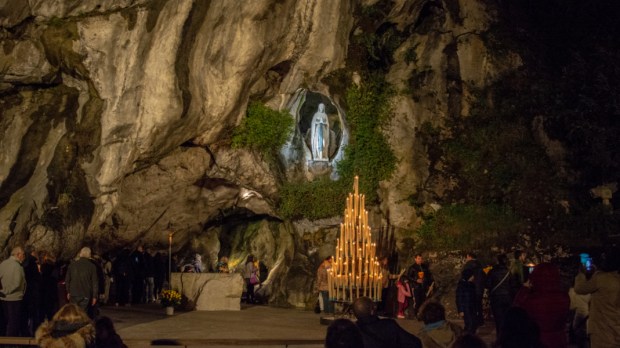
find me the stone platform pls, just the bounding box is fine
[171,272,244,311]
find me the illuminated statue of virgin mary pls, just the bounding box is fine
[311,103,330,161]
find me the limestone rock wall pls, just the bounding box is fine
[0,0,519,307]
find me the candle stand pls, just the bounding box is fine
[320,176,383,324]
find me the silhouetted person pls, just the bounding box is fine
[453,333,488,348]
[456,268,478,334]
[513,263,569,348]
[463,252,485,325]
[325,318,364,348]
[151,339,182,346]
[112,249,132,306]
[89,254,105,318]
[510,250,528,290]
[352,296,422,348]
[95,316,127,348]
[494,306,542,348]
[22,246,43,336]
[153,252,166,300]
[39,251,60,321]
[417,301,462,348]
[486,253,514,338]
[130,245,146,304]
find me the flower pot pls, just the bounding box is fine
[165,306,174,316]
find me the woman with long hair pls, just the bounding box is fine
[35,303,95,348]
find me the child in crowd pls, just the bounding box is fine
[396,275,412,319]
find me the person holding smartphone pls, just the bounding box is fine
[574,249,620,348]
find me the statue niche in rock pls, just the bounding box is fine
[281,89,348,179]
[311,103,330,161]
[302,99,340,177]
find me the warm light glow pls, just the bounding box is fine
[328,176,382,302]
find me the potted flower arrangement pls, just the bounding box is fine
[160,289,182,315]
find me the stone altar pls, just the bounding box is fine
[171,272,244,311]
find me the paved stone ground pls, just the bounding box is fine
[101,303,498,347]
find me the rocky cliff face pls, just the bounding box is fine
[0,0,519,307]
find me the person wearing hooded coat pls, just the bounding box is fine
[35,303,95,348]
[417,301,462,348]
[513,262,570,348]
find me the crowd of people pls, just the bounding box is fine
[0,246,130,347]
[0,243,215,338]
[2,242,619,347]
[322,247,620,348]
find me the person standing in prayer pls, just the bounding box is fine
[0,246,27,336]
[315,256,333,314]
[65,247,99,318]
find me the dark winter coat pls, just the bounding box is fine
[456,279,476,315]
[65,258,99,300]
[463,259,485,297]
[486,264,514,303]
[356,315,422,348]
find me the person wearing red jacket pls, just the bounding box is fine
[513,262,570,348]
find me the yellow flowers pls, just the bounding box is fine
[160,289,182,307]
